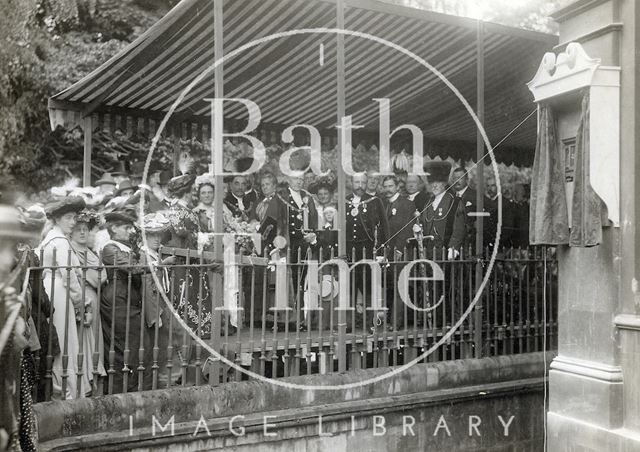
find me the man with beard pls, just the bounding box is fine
[381,175,415,330]
[421,161,465,259]
[346,173,388,328]
[419,162,466,327]
[382,175,415,256]
[280,171,318,315]
[224,175,253,220]
[405,174,429,214]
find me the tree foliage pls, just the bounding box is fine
[0,0,173,193]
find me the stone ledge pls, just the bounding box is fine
[614,314,640,331]
[34,352,552,445]
[41,378,545,451]
[550,355,623,382]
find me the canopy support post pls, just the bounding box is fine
[83,115,93,187]
[474,20,485,359]
[209,0,224,386]
[336,0,347,373]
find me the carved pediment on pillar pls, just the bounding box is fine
[527,42,620,227]
[527,43,605,102]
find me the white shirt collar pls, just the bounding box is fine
[351,194,361,204]
[289,187,303,207]
[232,193,245,210]
[388,193,400,203]
[432,192,446,209]
[407,192,418,201]
[456,186,468,197]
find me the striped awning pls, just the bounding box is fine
[48,0,557,153]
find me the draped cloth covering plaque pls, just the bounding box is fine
[529,93,605,247]
[529,105,570,245]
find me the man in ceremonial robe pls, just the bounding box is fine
[346,173,388,327]
[421,162,466,258]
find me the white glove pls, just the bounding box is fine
[447,248,459,260]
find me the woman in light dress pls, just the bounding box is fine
[69,209,107,394]
[39,197,87,399]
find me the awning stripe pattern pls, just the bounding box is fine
[49,0,557,152]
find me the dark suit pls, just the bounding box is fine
[345,193,388,328]
[512,201,530,249]
[346,193,388,260]
[421,192,465,254]
[407,191,429,214]
[282,188,318,308]
[500,199,518,249]
[482,195,499,251]
[454,186,478,250]
[383,194,415,328]
[384,195,416,255]
[244,189,261,214]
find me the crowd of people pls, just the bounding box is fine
[0,156,532,450]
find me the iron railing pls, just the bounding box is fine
[24,245,556,400]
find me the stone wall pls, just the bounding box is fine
[35,352,551,451]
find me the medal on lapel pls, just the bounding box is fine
[438,207,443,217]
[296,213,302,220]
[351,207,359,217]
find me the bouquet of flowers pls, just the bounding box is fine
[224,215,260,255]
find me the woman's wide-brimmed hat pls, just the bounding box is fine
[167,174,196,198]
[45,197,86,219]
[195,173,215,190]
[18,205,47,236]
[309,179,337,194]
[141,212,171,234]
[103,207,137,225]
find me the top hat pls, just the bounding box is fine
[424,161,452,183]
[111,161,128,178]
[95,172,117,187]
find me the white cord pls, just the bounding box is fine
[543,250,548,451]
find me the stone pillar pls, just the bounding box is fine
[528,0,640,449]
